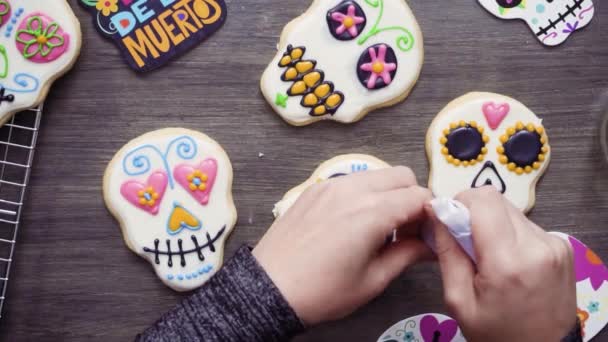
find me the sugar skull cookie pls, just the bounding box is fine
[478,0,594,46]
[103,128,237,291]
[377,314,466,342]
[0,0,81,125]
[426,92,551,213]
[261,0,423,126]
[80,0,227,72]
[551,233,608,341]
[273,154,389,217]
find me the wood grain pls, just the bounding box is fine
[0,0,607,340]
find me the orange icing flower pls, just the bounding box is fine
[577,308,589,336]
[187,170,208,192]
[137,187,159,207]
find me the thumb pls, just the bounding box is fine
[424,204,476,310]
[370,237,433,287]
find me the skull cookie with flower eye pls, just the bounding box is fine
[478,0,594,46]
[273,154,390,218]
[103,128,237,292]
[0,0,81,125]
[426,93,551,213]
[261,0,423,126]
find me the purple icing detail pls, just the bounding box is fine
[177,13,186,21]
[420,315,459,342]
[569,236,608,291]
[579,4,594,19]
[563,21,579,33]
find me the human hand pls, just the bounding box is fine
[428,187,576,342]
[252,167,433,325]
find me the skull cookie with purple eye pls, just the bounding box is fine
[103,128,237,292]
[478,0,594,46]
[260,0,423,126]
[426,92,551,213]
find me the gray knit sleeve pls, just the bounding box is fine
[136,246,305,342]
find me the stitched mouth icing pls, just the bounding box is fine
[535,0,587,37]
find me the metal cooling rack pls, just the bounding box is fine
[0,105,42,317]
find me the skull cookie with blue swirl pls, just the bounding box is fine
[103,128,237,291]
[261,0,423,126]
[0,0,81,124]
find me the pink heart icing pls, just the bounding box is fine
[120,171,168,215]
[173,159,218,205]
[482,102,510,130]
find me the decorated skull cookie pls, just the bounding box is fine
[273,154,389,217]
[478,0,594,46]
[0,0,81,124]
[551,233,608,341]
[261,0,423,126]
[104,128,237,291]
[426,93,550,213]
[80,0,227,72]
[377,314,466,342]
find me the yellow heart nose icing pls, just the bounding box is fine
[168,203,201,234]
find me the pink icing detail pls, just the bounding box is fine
[15,12,70,63]
[482,102,510,130]
[0,2,11,30]
[541,31,558,44]
[330,5,365,38]
[120,171,168,215]
[121,0,134,5]
[359,44,397,89]
[173,159,218,205]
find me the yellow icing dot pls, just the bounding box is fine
[538,154,545,162]
[284,68,298,80]
[541,146,549,153]
[139,198,147,205]
[515,167,524,175]
[527,123,535,132]
[500,135,508,143]
[290,48,303,60]
[446,155,454,163]
[198,183,207,191]
[343,16,354,28]
[279,55,292,67]
[325,94,343,108]
[450,122,458,129]
[440,136,447,144]
[477,154,484,161]
[536,126,544,135]
[453,159,461,166]
[152,192,159,199]
[303,93,318,107]
[481,147,488,154]
[189,183,197,191]
[459,120,466,127]
[137,190,145,197]
[463,161,470,167]
[508,163,516,171]
[296,61,314,74]
[303,72,322,87]
[290,81,307,95]
[443,128,450,136]
[499,155,508,164]
[524,166,533,173]
[313,106,326,116]
[507,127,515,136]
[533,162,541,170]
[314,84,331,98]
[441,147,449,155]
[36,35,48,44]
[372,62,384,74]
[148,199,156,206]
[496,146,504,154]
[470,121,477,128]
[540,136,547,144]
[470,159,477,166]
[516,122,524,130]
[201,174,208,181]
[477,126,484,134]
[482,135,490,143]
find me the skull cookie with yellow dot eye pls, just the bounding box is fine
[103,128,237,292]
[426,92,551,213]
[0,0,81,125]
[273,154,390,218]
[261,0,423,126]
[478,0,594,46]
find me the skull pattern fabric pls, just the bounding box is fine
[478,0,594,46]
[261,0,424,126]
[0,0,81,124]
[426,92,551,213]
[104,128,237,292]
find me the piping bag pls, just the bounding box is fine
[422,197,477,264]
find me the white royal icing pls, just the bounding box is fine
[478,0,594,47]
[377,313,466,342]
[261,0,423,126]
[427,92,550,213]
[0,0,81,122]
[273,154,390,217]
[103,128,237,292]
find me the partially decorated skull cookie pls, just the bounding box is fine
[377,314,466,342]
[0,0,81,124]
[261,0,423,126]
[427,92,550,213]
[478,0,594,46]
[103,128,237,291]
[273,154,389,217]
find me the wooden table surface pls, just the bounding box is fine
[0,0,606,340]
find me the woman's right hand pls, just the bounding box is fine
[427,187,577,342]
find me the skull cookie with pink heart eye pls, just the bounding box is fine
[104,128,237,292]
[426,92,551,213]
[260,0,423,126]
[377,313,466,342]
[478,0,594,46]
[0,0,81,124]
